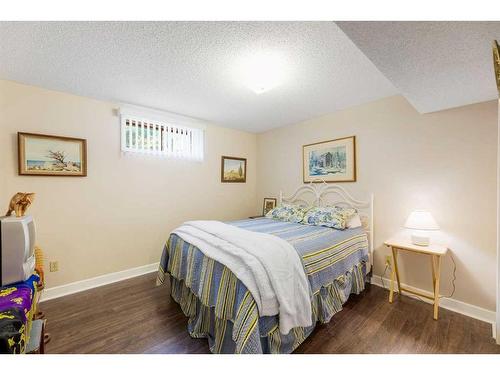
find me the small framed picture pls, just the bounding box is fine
[221,156,247,183]
[262,198,277,216]
[303,136,356,183]
[18,132,87,177]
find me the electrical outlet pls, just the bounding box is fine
[385,255,392,266]
[49,261,59,272]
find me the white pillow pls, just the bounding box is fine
[346,213,362,229]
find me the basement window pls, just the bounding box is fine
[120,107,205,161]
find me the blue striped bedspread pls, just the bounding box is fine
[228,218,369,293]
[157,218,369,353]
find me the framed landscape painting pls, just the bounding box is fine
[262,198,277,216]
[303,136,356,183]
[18,132,87,176]
[221,156,247,183]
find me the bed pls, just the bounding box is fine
[156,183,374,353]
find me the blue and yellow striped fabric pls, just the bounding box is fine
[157,218,369,354]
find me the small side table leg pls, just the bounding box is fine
[430,255,436,291]
[433,255,442,320]
[389,247,395,303]
[392,248,402,295]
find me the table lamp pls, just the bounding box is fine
[404,210,439,246]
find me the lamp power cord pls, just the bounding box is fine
[380,252,456,302]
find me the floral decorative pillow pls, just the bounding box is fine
[301,206,356,230]
[336,206,357,221]
[265,204,309,223]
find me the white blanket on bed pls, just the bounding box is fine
[173,220,312,334]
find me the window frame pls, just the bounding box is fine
[119,106,205,161]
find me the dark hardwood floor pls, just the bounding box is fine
[40,273,500,354]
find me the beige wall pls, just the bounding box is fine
[0,80,258,287]
[1,80,497,311]
[257,96,497,311]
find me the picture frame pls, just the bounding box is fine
[494,40,500,95]
[221,156,247,183]
[262,198,277,216]
[303,136,356,183]
[18,132,87,177]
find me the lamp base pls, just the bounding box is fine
[411,232,429,246]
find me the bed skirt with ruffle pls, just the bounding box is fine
[168,260,367,354]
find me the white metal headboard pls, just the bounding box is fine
[279,180,374,271]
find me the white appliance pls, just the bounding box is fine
[0,215,36,286]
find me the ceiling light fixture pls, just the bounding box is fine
[235,50,288,94]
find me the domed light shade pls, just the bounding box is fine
[404,210,439,246]
[404,210,440,230]
[234,50,289,94]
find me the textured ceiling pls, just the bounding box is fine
[0,21,397,132]
[337,21,500,113]
[2,22,498,132]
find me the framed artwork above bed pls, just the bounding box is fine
[221,156,247,183]
[303,136,356,183]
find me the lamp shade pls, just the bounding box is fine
[404,210,439,230]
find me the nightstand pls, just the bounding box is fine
[384,237,449,320]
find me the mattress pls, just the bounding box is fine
[157,218,369,353]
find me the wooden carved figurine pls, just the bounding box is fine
[5,192,35,217]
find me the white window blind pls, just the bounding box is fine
[120,113,204,161]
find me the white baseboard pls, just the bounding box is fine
[40,262,159,302]
[371,274,496,337]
